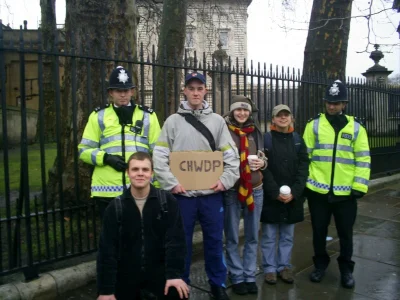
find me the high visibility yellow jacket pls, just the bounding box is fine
[303,113,370,195]
[78,103,161,197]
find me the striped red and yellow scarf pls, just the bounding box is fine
[228,124,255,211]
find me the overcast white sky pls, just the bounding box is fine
[0,0,399,78]
[248,0,400,78]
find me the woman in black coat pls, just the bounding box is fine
[260,104,309,285]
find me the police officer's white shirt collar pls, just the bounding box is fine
[113,102,132,108]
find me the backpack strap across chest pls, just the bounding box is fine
[157,189,169,223]
[114,196,123,261]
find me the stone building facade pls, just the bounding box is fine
[137,0,252,95]
[138,0,251,64]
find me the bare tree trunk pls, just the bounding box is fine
[155,0,188,123]
[298,0,352,131]
[38,0,57,143]
[46,0,138,206]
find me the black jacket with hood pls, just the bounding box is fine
[260,129,309,224]
[96,185,186,297]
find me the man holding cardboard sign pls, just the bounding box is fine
[153,72,239,300]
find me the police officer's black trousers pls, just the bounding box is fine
[307,192,357,273]
[94,197,114,222]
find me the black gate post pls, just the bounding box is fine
[18,26,38,281]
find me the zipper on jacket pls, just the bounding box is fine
[121,125,127,190]
[135,199,146,271]
[140,217,146,271]
[130,197,146,271]
[329,128,339,192]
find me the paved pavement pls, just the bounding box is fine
[47,184,400,299]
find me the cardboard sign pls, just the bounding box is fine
[170,151,224,190]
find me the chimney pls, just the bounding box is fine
[23,20,27,30]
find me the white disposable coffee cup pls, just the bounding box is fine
[280,185,291,196]
[247,155,258,171]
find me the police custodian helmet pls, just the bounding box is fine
[323,80,348,102]
[107,66,136,90]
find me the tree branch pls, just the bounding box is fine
[278,7,393,31]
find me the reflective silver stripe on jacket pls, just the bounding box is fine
[103,146,149,154]
[91,149,100,165]
[355,162,370,168]
[143,112,150,137]
[355,151,370,157]
[80,138,99,148]
[312,156,355,165]
[354,176,369,185]
[354,121,360,141]
[313,117,320,145]
[98,110,106,132]
[100,134,148,146]
[314,143,353,152]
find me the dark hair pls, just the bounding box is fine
[127,152,153,170]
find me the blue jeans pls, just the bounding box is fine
[223,188,263,284]
[260,223,295,273]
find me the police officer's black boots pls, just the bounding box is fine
[341,272,355,289]
[309,269,325,283]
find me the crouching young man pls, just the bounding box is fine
[96,152,189,300]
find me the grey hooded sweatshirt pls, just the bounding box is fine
[153,100,240,197]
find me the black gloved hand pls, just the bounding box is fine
[351,189,365,199]
[103,153,127,172]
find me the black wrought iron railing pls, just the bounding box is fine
[0,26,399,280]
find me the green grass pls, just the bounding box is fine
[0,143,57,192]
[1,212,101,267]
[28,213,100,260]
[0,143,101,269]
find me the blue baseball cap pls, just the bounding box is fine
[185,72,206,85]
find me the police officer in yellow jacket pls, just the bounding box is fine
[78,66,161,219]
[303,80,370,289]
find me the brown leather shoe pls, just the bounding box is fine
[279,267,294,284]
[264,272,277,285]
